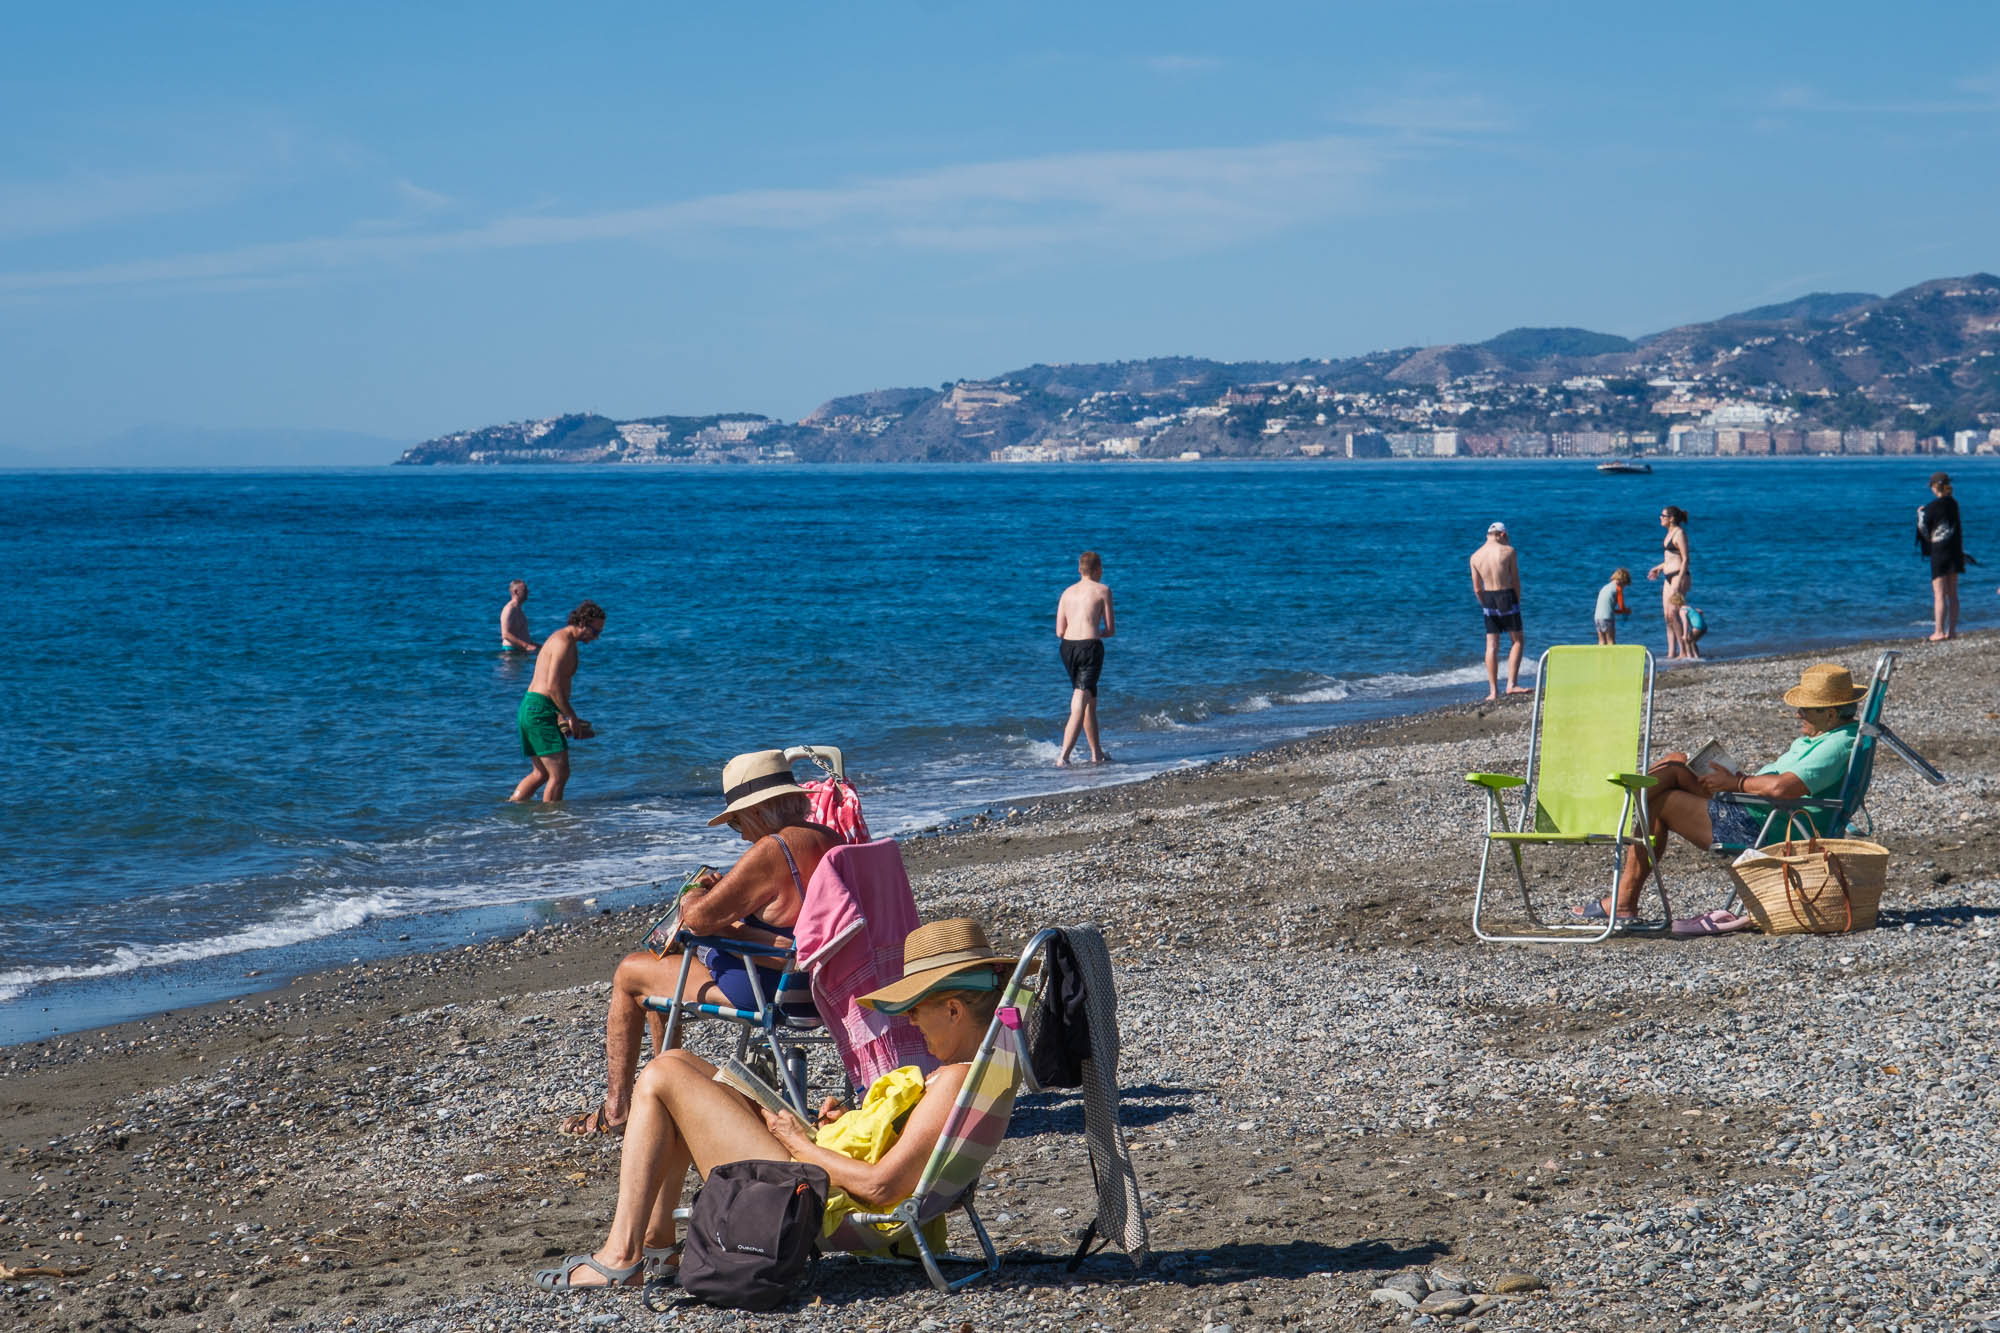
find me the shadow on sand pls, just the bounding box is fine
[1130,1237,1453,1286]
[1009,1082,1205,1135]
[792,1237,1450,1307]
[1879,902,2000,930]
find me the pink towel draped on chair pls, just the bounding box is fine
[792,838,934,1086]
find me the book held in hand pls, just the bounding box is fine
[639,865,716,957]
[713,1057,815,1135]
[1687,739,1741,779]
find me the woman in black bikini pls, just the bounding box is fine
[1648,505,1697,659]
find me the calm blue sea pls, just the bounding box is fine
[2,458,1990,1040]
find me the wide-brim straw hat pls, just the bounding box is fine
[858,918,1023,1014]
[1783,663,1868,709]
[707,750,811,826]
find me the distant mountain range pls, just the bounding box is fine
[398,273,2000,465]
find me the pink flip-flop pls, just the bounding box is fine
[1671,909,1752,937]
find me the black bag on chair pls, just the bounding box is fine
[678,1160,828,1311]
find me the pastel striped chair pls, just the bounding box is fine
[835,928,1054,1292]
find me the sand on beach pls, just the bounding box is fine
[3,635,1997,1331]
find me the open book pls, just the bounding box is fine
[713,1057,816,1136]
[1687,739,1741,780]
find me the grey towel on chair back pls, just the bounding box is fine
[1030,924,1149,1263]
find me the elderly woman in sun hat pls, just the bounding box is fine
[534,918,1016,1289]
[561,750,844,1137]
[1576,662,1869,921]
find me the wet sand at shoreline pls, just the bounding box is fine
[4,634,1997,1332]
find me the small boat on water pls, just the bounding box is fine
[1597,460,1653,474]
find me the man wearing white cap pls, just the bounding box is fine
[1469,521,1527,700]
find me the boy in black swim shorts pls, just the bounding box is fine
[1054,550,1115,766]
[1060,638,1104,694]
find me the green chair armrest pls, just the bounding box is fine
[1465,772,1525,790]
[1607,772,1658,791]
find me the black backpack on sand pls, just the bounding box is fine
[678,1160,828,1311]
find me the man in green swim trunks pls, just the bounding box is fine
[511,600,606,803]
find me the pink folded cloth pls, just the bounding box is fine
[1671,908,1753,937]
[792,838,933,1085]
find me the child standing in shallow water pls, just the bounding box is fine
[1595,568,1632,644]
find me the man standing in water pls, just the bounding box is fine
[1055,550,1115,767]
[1471,522,1528,700]
[511,601,606,802]
[500,579,539,652]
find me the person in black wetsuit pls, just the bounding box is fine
[1917,471,1965,641]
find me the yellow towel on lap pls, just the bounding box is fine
[818,1065,945,1251]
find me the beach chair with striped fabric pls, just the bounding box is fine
[832,928,1055,1292]
[1467,644,1668,943]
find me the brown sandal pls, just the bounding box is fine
[560,1102,627,1136]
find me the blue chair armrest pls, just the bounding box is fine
[1711,793,1838,810]
[1607,772,1657,791]
[677,933,795,960]
[1465,772,1525,790]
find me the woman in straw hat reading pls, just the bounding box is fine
[562,750,843,1137]
[534,918,1015,1290]
[1573,662,1868,922]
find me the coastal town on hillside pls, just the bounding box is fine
[400,371,2000,467]
[397,274,2000,467]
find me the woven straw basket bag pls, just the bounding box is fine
[1729,816,1888,934]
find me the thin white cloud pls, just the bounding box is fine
[393,178,454,213]
[0,170,245,242]
[1762,79,2000,115]
[352,178,460,233]
[1337,88,1508,137]
[1146,54,1222,74]
[0,134,1448,296]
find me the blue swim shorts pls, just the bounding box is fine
[1706,798,1765,847]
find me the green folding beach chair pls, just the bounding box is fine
[1467,645,1667,943]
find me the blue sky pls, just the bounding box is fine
[3,1,1998,457]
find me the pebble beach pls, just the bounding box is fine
[4,634,1998,1333]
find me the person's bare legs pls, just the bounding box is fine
[1679,605,1702,659]
[1483,632,1501,700]
[540,751,572,802]
[1505,629,1528,693]
[511,756,551,802]
[1606,763,1714,914]
[1080,691,1107,762]
[564,950,725,1133]
[559,1049,788,1286]
[1058,688,1089,766]
[1932,572,1960,640]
